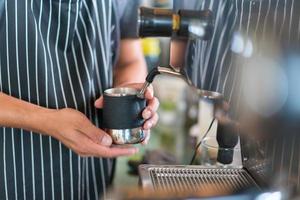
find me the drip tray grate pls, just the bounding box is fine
[139,165,259,193]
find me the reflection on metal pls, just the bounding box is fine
[231,32,253,58]
[139,165,259,192]
[138,65,224,102]
[137,82,151,99]
[255,191,282,200]
[196,89,223,100]
[107,127,145,145]
[104,87,138,97]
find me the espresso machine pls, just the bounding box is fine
[135,3,300,200]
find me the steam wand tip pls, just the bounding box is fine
[137,67,161,98]
[137,81,151,98]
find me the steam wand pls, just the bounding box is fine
[137,66,194,98]
[137,65,222,100]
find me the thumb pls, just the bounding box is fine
[98,131,113,146]
[86,125,112,147]
[94,96,104,108]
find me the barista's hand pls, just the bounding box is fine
[46,108,138,157]
[94,83,159,144]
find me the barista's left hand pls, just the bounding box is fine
[94,83,159,145]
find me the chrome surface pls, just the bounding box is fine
[149,67,224,100]
[137,66,187,99]
[196,89,223,100]
[104,87,137,97]
[157,66,194,86]
[107,127,145,145]
[157,66,183,77]
[139,165,259,192]
[137,82,150,98]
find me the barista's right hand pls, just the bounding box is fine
[44,108,138,158]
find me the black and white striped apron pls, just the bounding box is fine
[181,0,299,102]
[0,0,138,199]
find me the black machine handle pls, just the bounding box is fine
[216,121,239,164]
[138,7,214,39]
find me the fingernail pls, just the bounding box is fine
[143,109,151,119]
[100,135,112,146]
[145,121,152,129]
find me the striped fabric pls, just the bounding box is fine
[0,0,138,199]
[180,0,300,191]
[183,0,300,106]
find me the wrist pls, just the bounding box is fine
[26,107,58,136]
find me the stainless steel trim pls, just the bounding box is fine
[104,87,138,97]
[157,66,182,77]
[107,127,145,145]
[196,89,223,100]
[139,165,259,193]
[137,82,150,98]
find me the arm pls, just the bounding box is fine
[0,92,137,157]
[113,39,147,86]
[0,92,52,134]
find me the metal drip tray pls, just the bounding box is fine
[139,165,259,193]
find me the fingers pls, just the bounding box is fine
[98,131,112,146]
[79,123,139,157]
[142,94,159,129]
[147,97,160,112]
[141,130,151,145]
[142,91,159,130]
[143,113,159,130]
[80,139,139,158]
[142,97,159,120]
[56,107,139,158]
[82,125,112,147]
[143,84,154,100]
[142,108,152,119]
[70,129,138,158]
[103,146,139,158]
[94,96,104,108]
